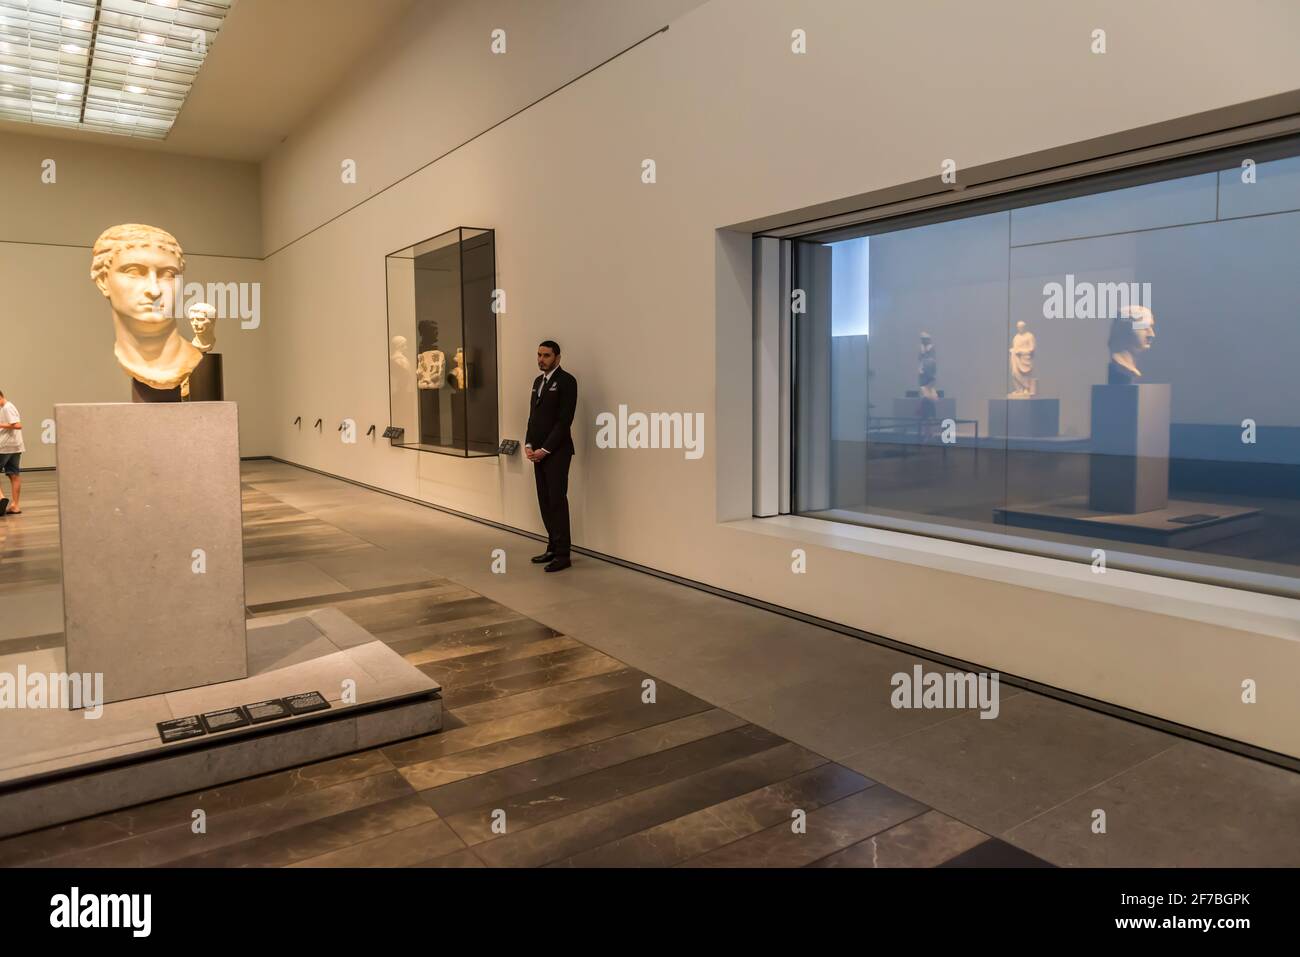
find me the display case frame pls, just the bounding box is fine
[385,227,499,457]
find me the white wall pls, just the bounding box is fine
[259,0,1300,756]
[1,130,269,466]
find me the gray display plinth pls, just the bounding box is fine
[1088,384,1170,514]
[989,397,1059,438]
[56,402,248,703]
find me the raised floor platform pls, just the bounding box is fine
[0,607,441,837]
[994,497,1263,547]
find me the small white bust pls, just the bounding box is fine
[188,302,217,354]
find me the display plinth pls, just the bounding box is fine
[1088,384,1170,513]
[187,352,224,402]
[989,397,1059,438]
[55,402,248,704]
[893,396,956,420]
[0,608,442,838]
[994,498,1262,547]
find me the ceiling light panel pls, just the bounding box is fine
[0,0,232,139]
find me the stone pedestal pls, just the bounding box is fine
[56,402,248,703]
[1088,384,1171,514]
[989,397,1059,438]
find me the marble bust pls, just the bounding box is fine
[1008,320,1036,396]
[91,223,215,400]
[1107,305,1155,385]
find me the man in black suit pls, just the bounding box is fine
[525,340,577,572]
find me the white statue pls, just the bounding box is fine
[390,336,413,399]
[188,302,216,354]
[1008,320,1036,397]
[917,332,937,401]
[416,349,445,389]
[91,223,215,400]
[451,347,466,390]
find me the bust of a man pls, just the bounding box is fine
[90,223,216,400]
[1107,304,1155,385]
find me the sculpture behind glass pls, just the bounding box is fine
[1107,305,1156,384]
[384,227,499,456]
[1008,320,1037,396]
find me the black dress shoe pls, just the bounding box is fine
[544,556,571,573]
[531,551,555,564]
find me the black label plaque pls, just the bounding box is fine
[284,691,331,716]
[244,698,290,723]
[498,439,519,455]
[157,715,206,744]
[200,706,251,733]
[382,426,404,440]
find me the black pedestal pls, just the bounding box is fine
[131,379,181,403]
[188,353,224,402]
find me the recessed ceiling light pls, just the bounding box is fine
[0,0,231,138]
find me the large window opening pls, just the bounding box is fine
[779,133,1300,595]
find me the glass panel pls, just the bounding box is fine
[385,227,499,457]
[792,134,1300,592]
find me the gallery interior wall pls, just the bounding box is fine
[251,0,1300,756]
[0,130,268,467]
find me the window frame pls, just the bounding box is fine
[759,115,1300,600]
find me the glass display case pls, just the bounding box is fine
[385,227,499,456]
[784,132,1300,593]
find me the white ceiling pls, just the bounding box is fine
[0,0,417,161]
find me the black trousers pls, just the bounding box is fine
[533,449,572,557]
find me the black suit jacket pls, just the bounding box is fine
[526,367,577,455]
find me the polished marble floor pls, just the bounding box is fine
[0,462,1296,867]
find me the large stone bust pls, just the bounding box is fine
[91,223,215,399]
